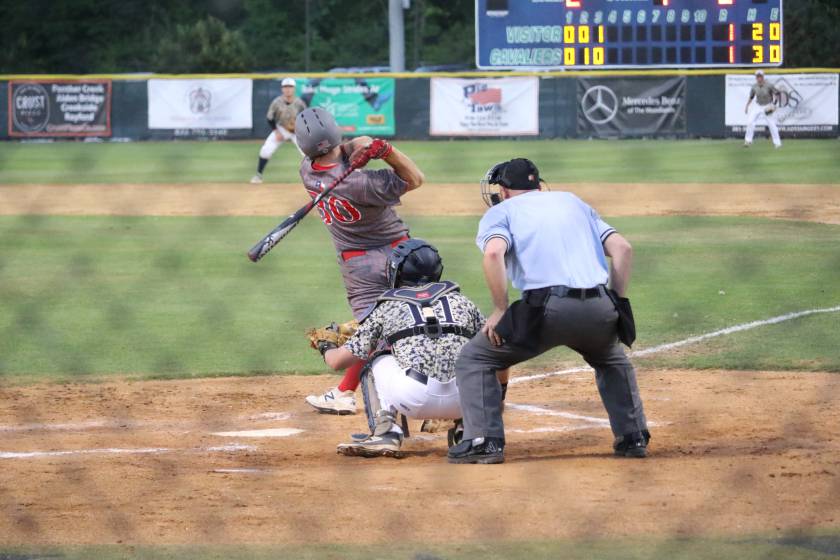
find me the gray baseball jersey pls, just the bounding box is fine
[345,289,484,382]
[299,153,409,252]
[299,150,411,319]
[750,82,778,105]
[267,96,307,131]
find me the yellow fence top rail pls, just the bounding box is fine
[2,68,839,81]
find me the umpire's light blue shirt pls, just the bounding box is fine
[476,191,615,291]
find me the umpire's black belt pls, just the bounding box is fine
[524,285,604,301]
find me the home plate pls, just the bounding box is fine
[212,428,303,438]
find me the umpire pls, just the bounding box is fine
[448,158,649,464]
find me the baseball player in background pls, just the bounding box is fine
[311,239,508,457]
[295,107,425,415]
[744,70,782,149]
[250,78,307,184]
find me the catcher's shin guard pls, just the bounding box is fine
[360,362,380,434]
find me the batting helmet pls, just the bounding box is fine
[295,107,342,159]
[387,239,444,289]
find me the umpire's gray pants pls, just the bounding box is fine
[455,292,647,441]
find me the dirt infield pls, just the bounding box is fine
[1,369,839,545]
[1,182,839,223]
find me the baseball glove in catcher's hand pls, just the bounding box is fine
[305,320,359,356]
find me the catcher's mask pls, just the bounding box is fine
[480,158,546,207]
[295,107,342,160]
[387,239,443,289]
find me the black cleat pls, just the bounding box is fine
[614,430,650,458]
[447,436,505,464]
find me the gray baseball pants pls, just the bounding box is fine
[338,245,393,320]
[455,291,647,441]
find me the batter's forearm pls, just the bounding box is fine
[384,148,424,191]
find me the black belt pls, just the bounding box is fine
[525,285,604,300]
[386,324,475,345]
[406,368,428,385]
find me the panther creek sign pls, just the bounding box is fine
[8,80,111,137]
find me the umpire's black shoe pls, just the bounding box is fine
[447,436,505,464]
[613,430,651,458]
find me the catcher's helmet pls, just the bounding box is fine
[295,107,342,159]
[387,239,443,289]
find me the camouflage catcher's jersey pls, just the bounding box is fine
[344,281,485,382]
[267,96,307,131]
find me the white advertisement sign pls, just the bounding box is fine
[725,73,838,135]
[148,79,253,129]
[430,77,539,136]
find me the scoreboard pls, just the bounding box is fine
[475,0,783,69]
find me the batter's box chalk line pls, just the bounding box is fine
[0,443,256,460]
[510,304,840,386]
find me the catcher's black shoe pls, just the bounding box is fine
[447,436,504,464]
[613,430,650,458]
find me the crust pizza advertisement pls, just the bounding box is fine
[8,80,112,137]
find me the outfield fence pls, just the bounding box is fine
[2,69,838,141]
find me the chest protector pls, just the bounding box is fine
[372,281,476,345]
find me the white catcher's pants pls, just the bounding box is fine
[258,126,304,159]
[371,354,462,420]
[745,103,782,147]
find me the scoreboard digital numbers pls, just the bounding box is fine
[476,0,783,69]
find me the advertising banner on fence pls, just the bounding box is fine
[577,77,686,138]
[725,73,839,137]
[148,79,252,134]
[296,78,395,136]
[429,77,539,136]
[8,80,111,137]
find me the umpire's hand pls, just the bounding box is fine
[483,308,505,346]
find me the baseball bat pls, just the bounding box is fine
[247,162,358,262]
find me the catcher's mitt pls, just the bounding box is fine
[305,320,359,356]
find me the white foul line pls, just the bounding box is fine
[0,443,256,460]
[505,403,610,425]
[511,304,840,385]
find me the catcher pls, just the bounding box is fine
[250,78,307,184]
[307,239,509,458]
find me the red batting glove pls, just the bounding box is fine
[365,139,393,160]
[350,139,393,168]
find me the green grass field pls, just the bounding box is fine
[1,138,839,184]
[1,214,839,379]
[1,138,839,381]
